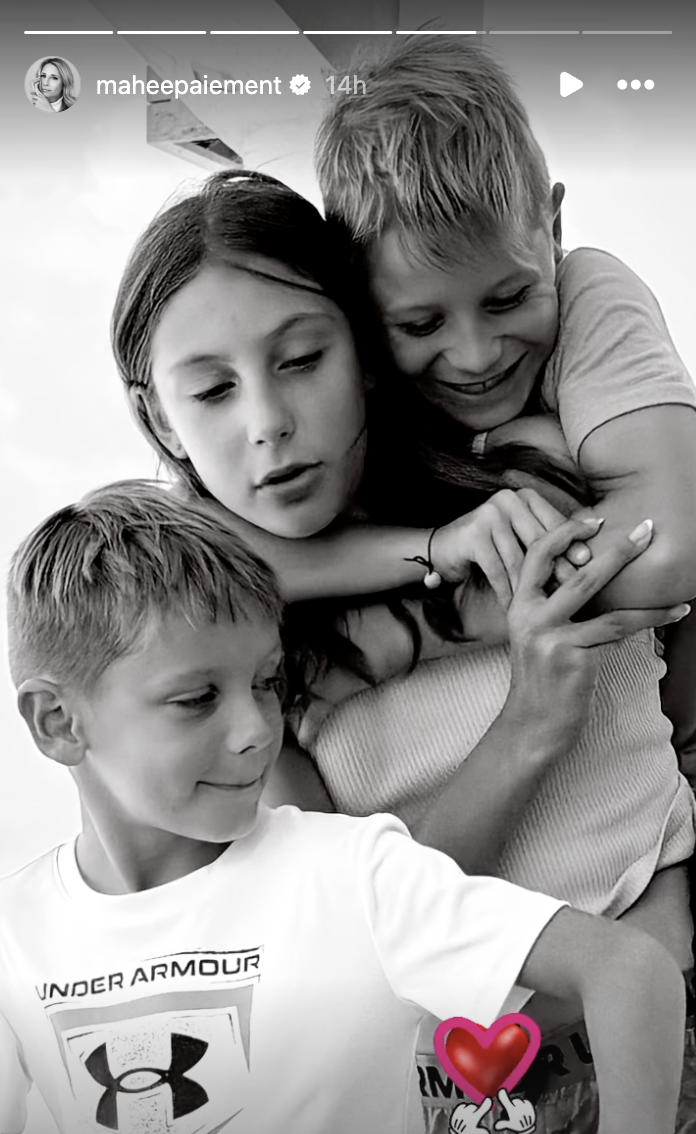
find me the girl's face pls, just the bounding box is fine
[39,65,63,101]
[150,259,367,538]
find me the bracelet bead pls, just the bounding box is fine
[424,569,442,589]
[404,527,442,589]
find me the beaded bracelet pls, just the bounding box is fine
[404,526,442,589]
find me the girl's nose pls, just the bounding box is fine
[244,381,295,447]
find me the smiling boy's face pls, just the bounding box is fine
[367,222,560,432]
[73,611,285,857]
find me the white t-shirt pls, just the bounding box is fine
[0,807,564,1134]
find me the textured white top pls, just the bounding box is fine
[311,631,696,917]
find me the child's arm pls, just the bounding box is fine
[485,411,696,766]
[571,405,696,608]
[486,404,696,609]
[208,488,590,609]
[528,249,696,610]
[222,508,436,599]
[0,1011,29,1134]
[519,906,685,1134]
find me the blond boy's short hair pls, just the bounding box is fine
[7,481,283,691]
[315,34,552,262]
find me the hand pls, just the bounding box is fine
[505,517,691,746]
[493,1089,536,1132]
[31,82,53,111]
[431,488,591,609]
[484,415,590,585]
[449,1097,493,1132]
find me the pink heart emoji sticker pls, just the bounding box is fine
[433,1014,541,1105]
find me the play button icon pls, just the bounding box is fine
[560,72,583,97]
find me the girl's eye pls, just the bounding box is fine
[488,287,530,312]
[192,380,235,404]
[278,350,323,373]
[395,316,443,339]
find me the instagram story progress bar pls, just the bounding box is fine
[20,0,681,37]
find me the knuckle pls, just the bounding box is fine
[602,614,625,638]
[494,489,516,511]
[562,568,597,601]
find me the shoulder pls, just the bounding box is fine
[0,846,63,929]
[261,804,410,849]
[556,248,680,339]
[541,247,693,457]
[551,245,689,364]
[0,845,61,890]
[259,802,417,870]
[558,246,647,285]
[555,247,667,316]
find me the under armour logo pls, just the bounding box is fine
[85,1033,209,1130]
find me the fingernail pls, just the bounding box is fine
[669,603,691,621]
[581,516,605,527]
[628,519,654,544]
[570,546,591,563]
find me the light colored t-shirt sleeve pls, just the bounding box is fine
[358,815,566,1027]
[541,248,696,462]
[0,1010,30,1133]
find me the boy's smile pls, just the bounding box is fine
[367,224,560,432]
[71,612,285,890]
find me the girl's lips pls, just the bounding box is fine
[257,462,320,489]
[256,464,323,502]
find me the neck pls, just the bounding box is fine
[75,798,229,895]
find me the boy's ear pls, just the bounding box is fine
[17,679,87,768]
[129,387,187,460]
[550,182,565,263]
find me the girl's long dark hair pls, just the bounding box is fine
[362,368,589,529]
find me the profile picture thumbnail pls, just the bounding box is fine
[25,57,81,114]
